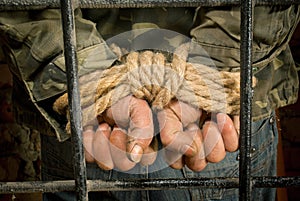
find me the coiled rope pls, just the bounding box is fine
[53,44,255,133]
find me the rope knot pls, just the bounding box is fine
[53,47,254,134]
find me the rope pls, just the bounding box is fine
[53,47,255,134]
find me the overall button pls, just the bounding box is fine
[236,154,240,161]
[236,147,256,161]
[250,147,256,157]
[269,116,275,124]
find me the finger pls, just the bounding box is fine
[163,149,185,170]
[202,121,226,163]
[83,126,95,163]
[92,123,114,170]
[168,100,201,127]
[127,96,154,163]
[160,117,197,157]
[216,113,239,152]
[110,126,136,171]
[158,106,197,157]
[140,137,158,166]
[184,124,207,172]
[104,95,154,163]
[103,96,131,127]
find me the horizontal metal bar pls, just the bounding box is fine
[0,177,299,194]
[1,0,300,10]
[0,180,75,194]
[253,177,300,188]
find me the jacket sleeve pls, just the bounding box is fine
[0,9,118,141]
[190,6,300,71]
[190,5,300,120]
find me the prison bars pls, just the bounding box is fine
[0,0,300,201]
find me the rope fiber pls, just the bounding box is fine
[53,45,256,134]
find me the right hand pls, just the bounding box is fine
[157,99,239,171]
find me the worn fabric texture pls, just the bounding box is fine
[0,6,299,141]
[190,6,300,121]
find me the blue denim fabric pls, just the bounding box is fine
[41,136,191,201]
[42,112,278,201]
[184,112,278,201]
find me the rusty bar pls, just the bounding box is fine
[0,177,300,194]
[1,0,300,10]
[0,0,298,199]
[253,177,300,188]
[60,0,88,200]
[239,0,254,200]
[0,181,75,194]
[87,178,240,192]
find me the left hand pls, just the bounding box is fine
[83,95,157,171]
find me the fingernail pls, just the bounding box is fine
[130,145,143,163]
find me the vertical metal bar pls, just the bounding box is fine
[60,0,88,200]
[239,0,254,200]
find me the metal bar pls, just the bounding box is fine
[0,180,75,194]
[87,178,240,192]
[1,177,300,194]
[60,0,88,201]
[0,0,298,199]
[239,0,254,200]
[1,0,300,10]
[253,177,300,188]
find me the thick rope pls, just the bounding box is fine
[53,48,256,134]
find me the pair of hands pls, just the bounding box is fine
[83,95,239,172]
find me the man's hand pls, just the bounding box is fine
[157,99,239,171]
[83,95,157,171]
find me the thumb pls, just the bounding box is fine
[103,95,154,163]
[127,96,154,163]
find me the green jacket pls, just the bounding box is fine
[0,6,299,141]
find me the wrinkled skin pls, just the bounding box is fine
[83,96,239,172]
[83,95,156,171]
[157,100,239,171]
